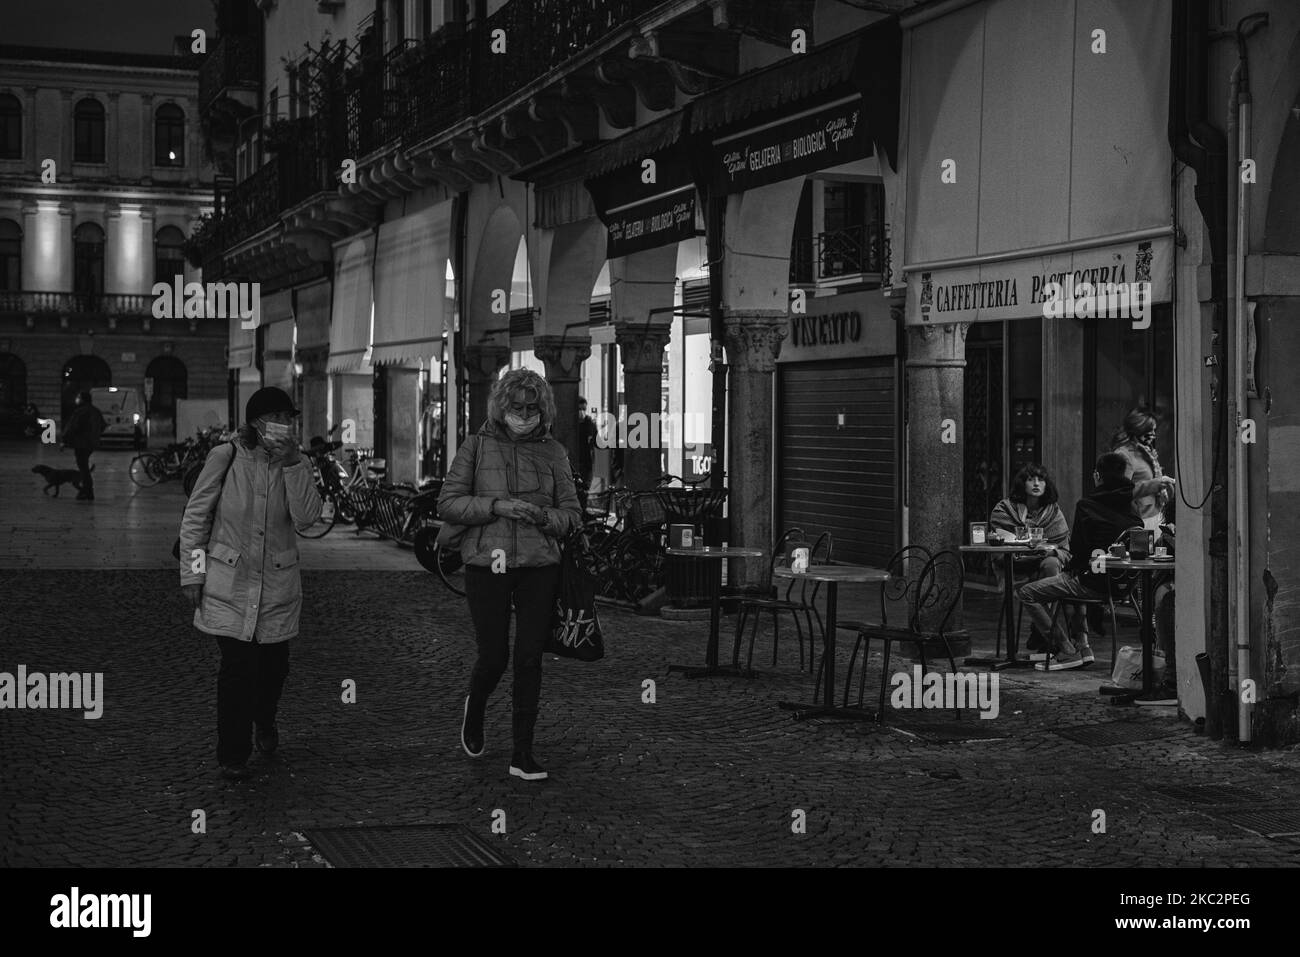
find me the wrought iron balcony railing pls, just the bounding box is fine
[0,291,161,316]
[199,33,260,113]
[789,224,885,284]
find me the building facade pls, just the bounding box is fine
[0,45,220,441]
[196,0,1300,744]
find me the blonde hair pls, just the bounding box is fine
[489,368,556,431]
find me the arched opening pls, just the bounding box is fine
[61,355,111,423]
[0,218,21,292]
[73,98,105,164]
[154,225,186,284]
[154,103,185,166]
[73,222,105,311]
[145,355,187,441]
[0,351,28,406]
[0,92,20,160]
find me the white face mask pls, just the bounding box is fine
[505,413,540,435]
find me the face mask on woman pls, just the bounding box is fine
[505,412,540,435]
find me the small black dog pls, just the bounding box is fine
[32,464,93,497]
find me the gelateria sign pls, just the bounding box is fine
[602,185,696,259]
[906,237,1172,325]
[714,94,870,195]
[776,291,895,363]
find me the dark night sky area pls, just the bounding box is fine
[1,0,216,56]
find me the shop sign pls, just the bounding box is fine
[714,95,870,195]
[603,187,697,259]
[776,291,895,363]
[907,237,1172,326]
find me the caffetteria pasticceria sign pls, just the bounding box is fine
[714,95,871,195]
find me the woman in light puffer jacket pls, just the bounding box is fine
[437,369,581,782]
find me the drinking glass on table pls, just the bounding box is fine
[1015,525,1030,542]
[1028,526,1044,547]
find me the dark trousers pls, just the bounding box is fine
[215,636,290,766]
[74,448,93,494]
[464,563,560,753]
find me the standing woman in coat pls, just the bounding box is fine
[1110,409,1177,520]
[437,369,582,781]
[178,387,322,781]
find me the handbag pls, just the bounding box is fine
[546,530,604,662]
[435,435,483,550]
[172,443,237,561]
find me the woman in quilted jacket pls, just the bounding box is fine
[437,369,582,781]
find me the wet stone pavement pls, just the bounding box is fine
[1,441,1299,867]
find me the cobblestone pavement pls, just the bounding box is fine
[2,440,1298,868]
[3,563,1299,868]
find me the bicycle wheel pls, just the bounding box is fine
[435,544,466,597]
[612,533,665,603]
[296,492,340,539]
[129,453,163,488]
[182,463,203,497]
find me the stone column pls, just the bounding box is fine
[905,321,968,557]
[723,310,787,586]
[1042,317,1085,510]
[463,342,509,434]
[534,334,592,469]
[297,345,330,445]
[613,321,672,491]
[60,89,73,174]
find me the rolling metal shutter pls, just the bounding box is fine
[778,358,899,567]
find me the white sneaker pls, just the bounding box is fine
[1036,649,1086,671]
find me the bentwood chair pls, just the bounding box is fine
[834,549,964,721]
[732,527,806,669]
[734,530,833,673]
[836,544,932,706]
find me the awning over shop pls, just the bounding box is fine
[370,200,453,366]
[294,279,332,351]
[690,16,901,178]
[327,234,375,374]
[227,312,255,370]
[260,288,293,325]
[584,116,696,258]
[901,0,1173,323]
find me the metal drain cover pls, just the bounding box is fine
[305,824,516,867]
[1200,807,1300,838]
[1054,721,1179,747]
[1152,784,1268,805]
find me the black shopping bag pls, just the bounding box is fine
[547,532,604,662]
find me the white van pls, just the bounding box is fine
[90,386,146,449]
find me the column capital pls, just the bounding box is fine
[904,321,969,367]
[613,321,672,374]
[464,342,511,383]
[533,334,592,381]
[722,309,788,374]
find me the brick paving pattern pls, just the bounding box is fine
[2,442,1298,867]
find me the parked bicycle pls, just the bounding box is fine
[130,427,227,489]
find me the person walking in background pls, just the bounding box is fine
[1110,409,1176,520]
[438,369,582,782]
[989,464,1071,652]
[61,391,105,501]
[577,396,597,488]
[178,387,322,781]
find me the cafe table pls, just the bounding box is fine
[959,542,1039,670]
[1099,556,1176,703]
[774,563,891,721]
[665,545,766,679]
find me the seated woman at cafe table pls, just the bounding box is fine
[989,464,1072,651]
[988,464,1071,575]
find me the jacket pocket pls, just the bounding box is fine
[205,541,241,602]
[269,547,300,571]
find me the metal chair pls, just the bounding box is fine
[836,544,932,707]
[732,529,828,673]
[835,549,965,721]
[1034,537,1143,668]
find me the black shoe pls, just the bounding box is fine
[461,695,485,758]
[254,724,279,755]
[509,752,548,781]
[219,762,250,781]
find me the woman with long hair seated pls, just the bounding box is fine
[989,464,1071,651]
